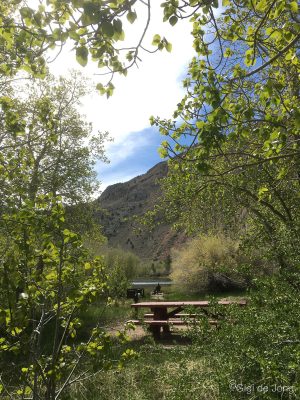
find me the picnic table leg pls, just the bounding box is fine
[151,307,170,339]
[150,325,161,339]
[149,308,161,339]
[159,308,170,335]
[162,325,170,335]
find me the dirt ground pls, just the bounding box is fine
[106,322,191,346]
[106,322,147,341]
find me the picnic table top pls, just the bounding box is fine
[131,299,247,308]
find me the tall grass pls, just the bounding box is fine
[66,343,218,400]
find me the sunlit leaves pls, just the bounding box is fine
[153,0,300,229]
[258,186,269,199]
[152,34,161,46]
[165,40,172,52]
[96,82,115,98]
[0,190,110,393]
[152,34,172,52]
[244,48,255,67]
[0,0,168,91]
[289,1,298,12]
[224,48,233,57]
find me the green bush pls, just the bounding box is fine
[84,246,146,299]
[107,259,130,299]
[97,246,148,280]
[103,248,141,280]
[171,234,255,294]
[188,270,300,399]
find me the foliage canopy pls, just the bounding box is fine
[0,0,173,96]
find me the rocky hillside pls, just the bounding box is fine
[95,161,187,261]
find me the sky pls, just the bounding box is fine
[49,3,195,192]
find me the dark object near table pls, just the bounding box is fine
[153,283,161,294]
[127,288,144,303]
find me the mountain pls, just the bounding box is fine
[95,161,187,261]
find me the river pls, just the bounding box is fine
[131,278,172,287]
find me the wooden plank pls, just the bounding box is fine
[144,313,198,318]
[132,301,208,308]
[144,320,186,326]
[131,300,247,308]
[145,319,219,326]
[126,319,219,326]
[125,319,185,326]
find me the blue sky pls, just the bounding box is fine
[96,127,166,189]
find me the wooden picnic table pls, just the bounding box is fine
[130,300,247,338]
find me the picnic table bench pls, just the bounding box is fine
[128,300,247,339]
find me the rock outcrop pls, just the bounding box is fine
[96,161,187,261]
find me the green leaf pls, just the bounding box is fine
[266,27,282,40]
[158,146,168,158]
[152,34,161,46]
[196,120,205,129]
[290,1,298,12]
[20,7,33,19]
[244,48,255,67]
[127,10,137,24]
[258,187,268,198]
[256,0,267,12]
[165,41,172,52]
[84,262,92,270]
[102,21,114,37]
[169,16,178,26]
[113,19,122,34]
[224,48,233,57]
[76,46,88,67]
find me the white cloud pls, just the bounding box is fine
[105,132,150,163]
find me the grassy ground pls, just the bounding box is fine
[67,341,219,400]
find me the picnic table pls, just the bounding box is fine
[130,300,247,339]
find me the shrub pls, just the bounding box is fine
[189,270,300,399]
[101,247,144,280]
[170,234,266,294]
[86,245,147,298]
[107,258,130,299]
[97,247,145,299]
